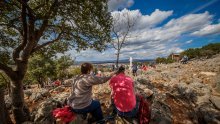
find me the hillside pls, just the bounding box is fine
[5,54,220,123]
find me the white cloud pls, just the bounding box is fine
[108,0,134,11]
[164,11,212,34]
[71,10,217,61]
[191,23,220,36]
[185,40,193,44]
[111,9,173,32]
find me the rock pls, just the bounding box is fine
[170,83,197,103]
[4,95,12,109]
[214,76,220,93]
[200,72,216,76]
[150,100,172,124]
[31,98,58,123]
[210,96,220,110]
[64,79,73,85]
[136,79,154,89]
[28,88,50,102]
[193,103,220,124]
[30,92,43,102]
[39,89,50,97]
[52,86,65,92]
[144,88,154,97]
[31,93,69,123]
[24,90,32,98]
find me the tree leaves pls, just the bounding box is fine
[0,0,112,63]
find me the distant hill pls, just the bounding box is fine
[75,58,155,65]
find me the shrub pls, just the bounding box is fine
[68,67,81,77]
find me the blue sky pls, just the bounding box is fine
[71,0,220,61]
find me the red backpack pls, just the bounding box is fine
[138,95,151,124]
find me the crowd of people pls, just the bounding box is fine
[66,63,151,123]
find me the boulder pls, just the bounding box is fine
[193,103,220,124]
[210,96,220,110]
[200,72,217,76]
[30,92,43,102]
[150,100,172,124]
[24,89,32,98]
[31,93,69,123]
[29,89,49,102]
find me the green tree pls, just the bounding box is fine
[181,43,220,59]
[27,54,56,87]
[68,67,81,77]
[155,57,174,64]
[202,43,220,54]
[0,0,111,123]
[55,55,73,80]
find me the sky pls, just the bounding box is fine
[70,0,220,61]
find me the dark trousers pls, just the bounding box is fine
[112,97,139,118]
[72,100,103,121]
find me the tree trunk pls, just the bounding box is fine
[7,82,11,96]
[0,87,13,124]
[38,78,45,88]
[11,79,30,124]
[116,51,120,69]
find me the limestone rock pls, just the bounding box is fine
[210,96,220,110]
[31,93,69,123]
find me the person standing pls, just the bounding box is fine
[132,64,138,76]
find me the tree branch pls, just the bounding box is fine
[0,63,16,79]
[35,0,59,41]
[17,0,36,19]
[32,32,63,53]
[12,2,28,63]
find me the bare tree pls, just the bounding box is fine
[111,10,139,68]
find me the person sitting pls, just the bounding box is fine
[67,62,115,122]
[109,65,139,118]
[181,55,188,64]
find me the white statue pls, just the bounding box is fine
[129,57,133,72]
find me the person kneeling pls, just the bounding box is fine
[109,65,139,118]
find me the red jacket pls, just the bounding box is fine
[110,73,136,112]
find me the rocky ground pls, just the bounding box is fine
[5,54,220,124]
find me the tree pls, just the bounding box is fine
[27,54,56,87]
[111,9,139,68]
[180,43,220,59]
[0,0,111,123]
[0,73,13,124]
[55,55,73,80]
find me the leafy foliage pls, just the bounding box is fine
[0,0,112,122]
[25,54,56,86]
[24,54,73,86]
[181,43,220,59]
[155,57,174,64]
[55,55,73,79]
[68,67,81,77]
[0,72,9,88]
